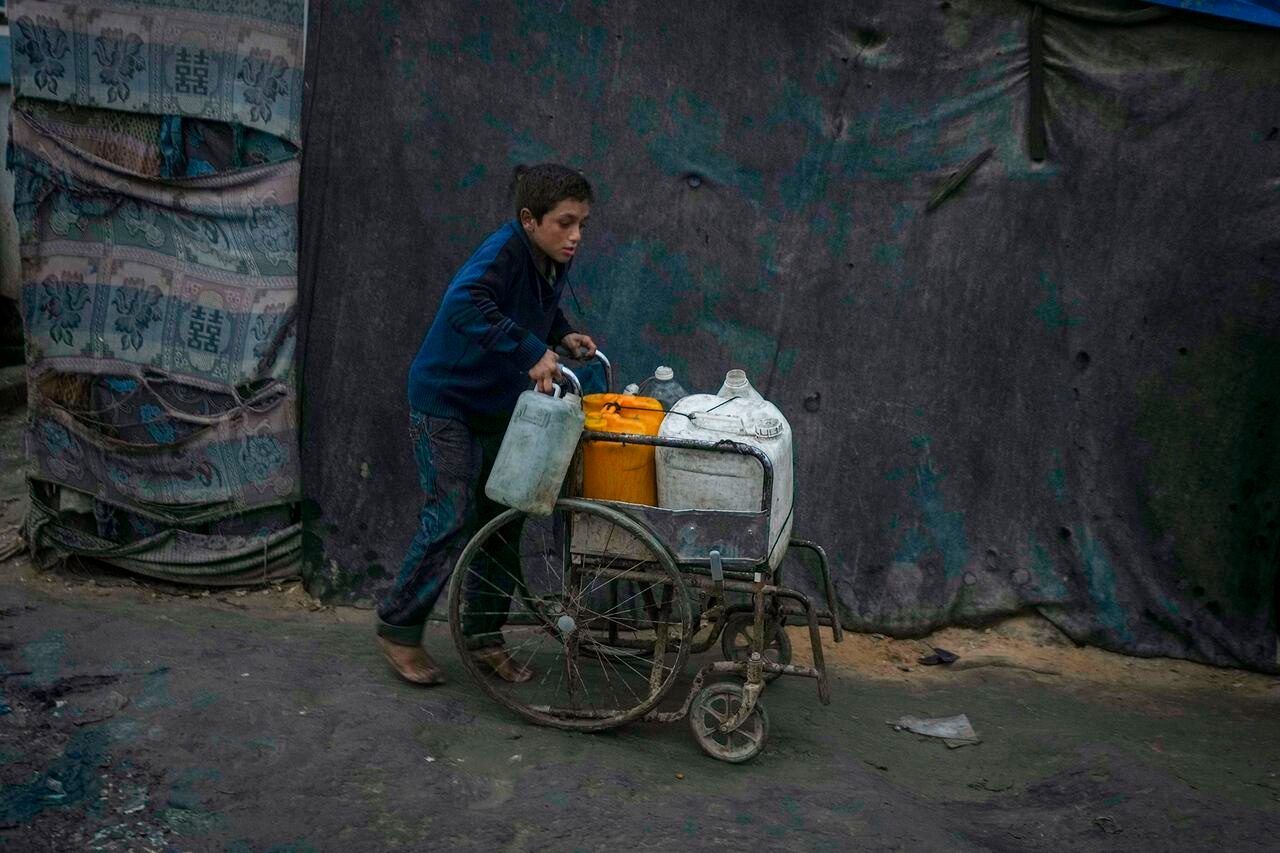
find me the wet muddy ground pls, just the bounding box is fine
[1,404,1278,851]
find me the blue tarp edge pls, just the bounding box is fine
[1149,0,1280,28]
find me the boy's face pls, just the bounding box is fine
[521,199,590,265]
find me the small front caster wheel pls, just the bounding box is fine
[720,612,792,682]
[688,682,770,763]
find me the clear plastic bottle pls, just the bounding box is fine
[648,365,689,410]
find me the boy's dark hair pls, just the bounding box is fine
[513,163,593,221]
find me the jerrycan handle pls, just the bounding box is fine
[556,345,612,393]
[530,366,581,398]
[593,350,613,393]
[557,365,582,397]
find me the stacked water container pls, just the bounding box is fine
[656,369,794,569]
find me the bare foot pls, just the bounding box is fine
[471,647,534,683]
[377,636,445,685]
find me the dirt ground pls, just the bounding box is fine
[2,556,1279,852]
[2,402,1279,851]
[789,616,1280,697]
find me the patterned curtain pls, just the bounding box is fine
[7,0,305,584]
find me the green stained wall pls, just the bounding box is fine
[299,0,1280,670]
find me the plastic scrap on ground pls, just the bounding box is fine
[888,713,981,748]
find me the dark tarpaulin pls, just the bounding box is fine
[299,0,1280,671]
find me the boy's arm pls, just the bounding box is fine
[547,308,574,348]
[559,330,597,359]
[549,309,596,358]
[440,250,551,372]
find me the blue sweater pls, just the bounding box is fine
[408,221,575,430]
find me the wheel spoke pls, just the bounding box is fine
[450,501,689,731]
[591,639,646,708]
[594,579,669,619]
[577,557,648,601]
[687,683,768,762]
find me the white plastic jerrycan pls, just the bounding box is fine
[656,368,794,568]
[716,368,763,401]
[486,380,585,517]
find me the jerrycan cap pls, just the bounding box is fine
[754,417,783,438]
[723,369,749,389]
[654,366,674,381]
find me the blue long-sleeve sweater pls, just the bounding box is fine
[408,221,575,430]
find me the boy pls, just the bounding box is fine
[376,163,597,685]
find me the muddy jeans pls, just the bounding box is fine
[376,411,524,650]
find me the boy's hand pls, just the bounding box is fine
[561,333,597,359]
[529,349,561,394]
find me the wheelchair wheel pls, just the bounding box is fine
[447,497,693,732]
[689,682,770,763]
[720,612,792,682]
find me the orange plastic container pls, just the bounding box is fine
[580,394,665,505]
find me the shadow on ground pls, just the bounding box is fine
[1,404,1278,851]
[0,563,1278,852]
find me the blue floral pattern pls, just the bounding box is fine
[105,378,139,395]
[139,405,178,445]
[39,276,90,346]
[240,435,287,484]
[93,29,146,104]
[40,420,75,458]
[247,201,296,268]
[252,310,288,359]
[10,4,303,144]
[15,16,70,95]
[48,191,93,238]
[12,1,303,579]
[121,203,167,249]
[111,283,165,351]
[238,50,291,124]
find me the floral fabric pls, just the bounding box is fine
[8,0,304,584]
[10,0,305,145]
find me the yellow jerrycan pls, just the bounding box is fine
[580,393,665,505]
